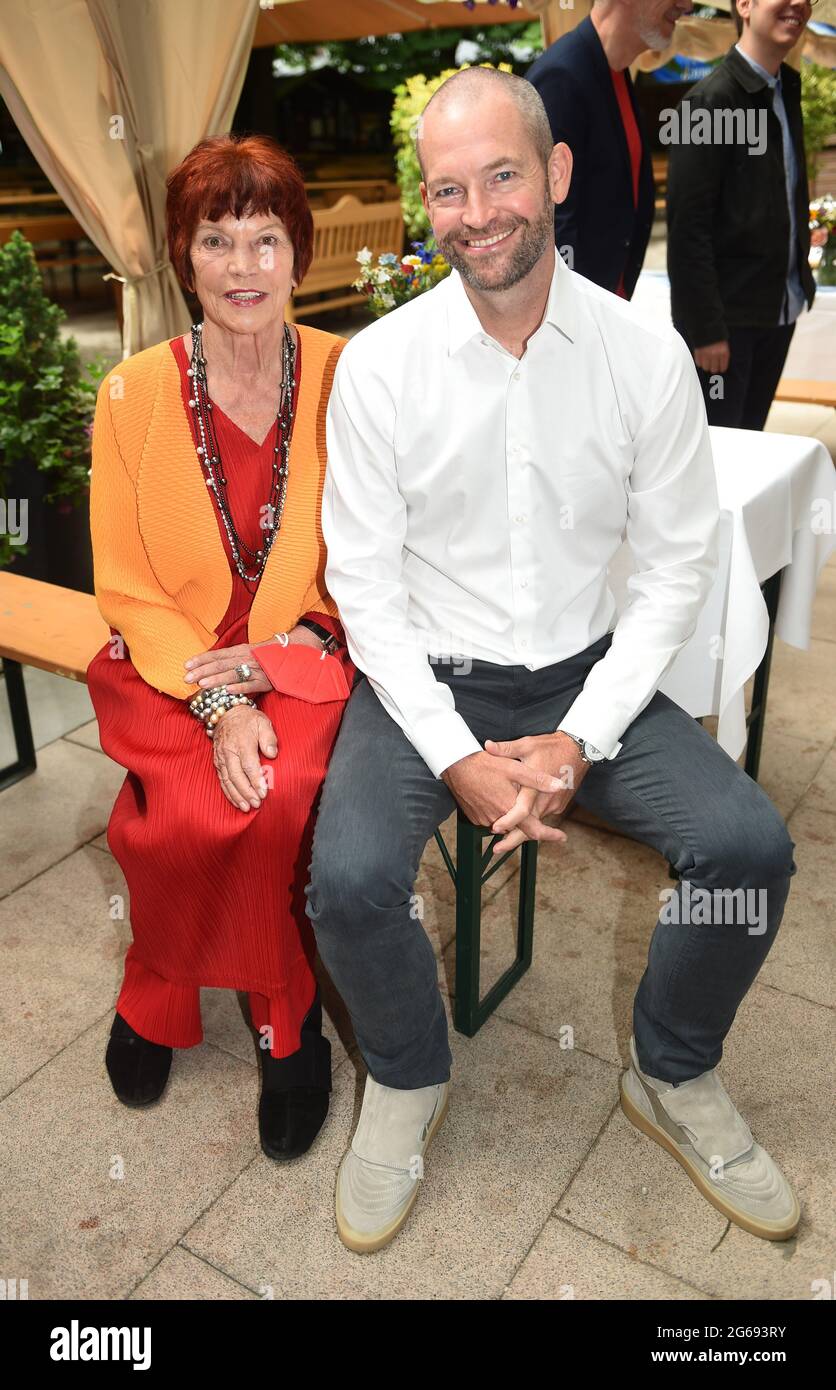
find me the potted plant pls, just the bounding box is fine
[0,230,106,591]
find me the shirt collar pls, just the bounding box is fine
[445,248,577,358]
[734,42,779,88]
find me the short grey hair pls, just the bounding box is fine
[414,67,555,182]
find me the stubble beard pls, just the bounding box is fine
[437,192,555,293]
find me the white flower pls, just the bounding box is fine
[356,246,373,266]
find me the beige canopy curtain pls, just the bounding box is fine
[0,0,258,357]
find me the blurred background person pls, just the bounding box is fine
[667,0,816,429]
[527,0,693,296]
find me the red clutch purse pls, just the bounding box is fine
[256,640,352,703]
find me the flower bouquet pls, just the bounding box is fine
[809,195,836,286]
[353,240,450,317]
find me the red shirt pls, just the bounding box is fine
[609,65,643,299]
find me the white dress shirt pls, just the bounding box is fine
[323,250,720,779]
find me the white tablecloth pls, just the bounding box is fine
[608,429,835,759]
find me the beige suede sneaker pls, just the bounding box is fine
[335,1075,449,1254]
[620,1036,799,1241]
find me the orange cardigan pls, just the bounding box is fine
[89,324,344,700]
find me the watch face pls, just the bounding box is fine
[584,742,606,762]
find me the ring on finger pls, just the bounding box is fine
[234,662,252,682]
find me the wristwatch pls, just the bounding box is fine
[295,618,341,655]
[558,729,607,765]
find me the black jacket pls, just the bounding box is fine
[526,15,655,298]
[667,45,816,346]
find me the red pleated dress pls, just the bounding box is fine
[86,332,356,1058]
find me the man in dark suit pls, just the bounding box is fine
[527,0,693,297]
[666,0,816,430]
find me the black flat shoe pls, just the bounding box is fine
[258,1081,331,1161]
[258,995,332,1161]
[105,1011,173,1108]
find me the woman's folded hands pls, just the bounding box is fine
[210,705,277,813]
[183,628,351,811]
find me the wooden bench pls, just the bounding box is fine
[287,195,405,322]
[774,379,836,409]
[304,179,400,210]
[0,571,108,791]
[652,153,669,216]
[0,211,107,296]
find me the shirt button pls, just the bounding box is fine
[515,513,526,523]
[520,579,528,588]
[512,371,521,381]
[520,639,528,647]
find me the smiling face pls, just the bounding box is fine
[737,0,811,48]
[419,92,566,294]
[188,210,296,333]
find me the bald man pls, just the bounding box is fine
[307,67,799,1255]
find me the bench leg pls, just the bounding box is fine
[437,814,537,1037]
[0,658,37,791]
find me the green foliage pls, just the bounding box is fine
[801,62,836,186]
[0,231,106,566]
[274,23,542,91]
[390,62,514,239]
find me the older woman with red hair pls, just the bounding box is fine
[86,134,356,1160]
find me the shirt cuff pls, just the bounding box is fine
[384,696,483,779]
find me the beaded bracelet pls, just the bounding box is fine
[189,685,256,737]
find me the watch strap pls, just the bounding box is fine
[558,728,606,764]
[296,618,341,655]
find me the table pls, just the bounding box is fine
[607,429,835,771]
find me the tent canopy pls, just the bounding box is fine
[253,0,542,45]
[252,0,836,65]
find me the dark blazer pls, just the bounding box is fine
[526,14,655,298]
[667,45,816,347]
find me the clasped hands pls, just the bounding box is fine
[182,627,321,813]
[441,732,592,855]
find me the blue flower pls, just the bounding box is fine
[410,240,435,266]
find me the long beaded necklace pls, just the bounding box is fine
[187,320,296,587]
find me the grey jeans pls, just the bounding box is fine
[304,632,797,1088]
